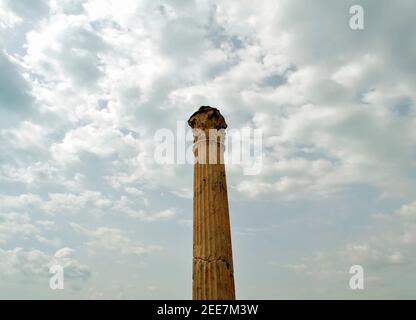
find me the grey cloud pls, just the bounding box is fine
[0,52,33,112]
[0,247,91,285]
[3,0,50,21]
[59,0,86,15]
[278,0,416,77]
[58,27,107,87]
[1,0,416,299]
[53,247,91,280]
[159,17,209,61]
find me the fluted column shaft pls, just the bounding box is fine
[188,107,235,300]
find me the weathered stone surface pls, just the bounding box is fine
[189,106,235,300]
[188,106,228,130]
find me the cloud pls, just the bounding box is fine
[0,51,33,114]
[52,247,91,280]
[1,120,49,149]
[143,209,176,222]
[70,223,163,256]
[1,0,416,298]
[0,4,22,29]
[42,191,111,215]
[0,247,50,277]
[24,11,107,88]
[396,201,416,219]
[1,0,415,203]
[0,212,40,245]
[50,124,140,165]
[0,247,90,281]
[0,193,42,211]
[2,0,50,22]
[0,189,175,224]
[278,201,416,296]
[237,100,416,200]
[0,195,63,247]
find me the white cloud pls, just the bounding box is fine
[1,0,416,298]
[70,223,163,256]
[42,191,111,215]
[396,201,416,219]
[52,247,91,279]
[0,247,90,281]
[144,209,176,222]
[0,193,42,211]
[0,4,22,29]
[50,124,143,166]
[1,121,49,149]
[0,212,39,245]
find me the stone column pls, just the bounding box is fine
[188,106,236,300]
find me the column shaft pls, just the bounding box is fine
[192,130,235,300]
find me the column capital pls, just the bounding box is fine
[188,106,228,130]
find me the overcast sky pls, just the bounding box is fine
[1,0,416,299]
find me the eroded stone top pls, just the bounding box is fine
[188,106,228,130]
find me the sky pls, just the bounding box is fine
[1,0,416,299]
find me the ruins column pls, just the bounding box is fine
[188,106,236,300]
